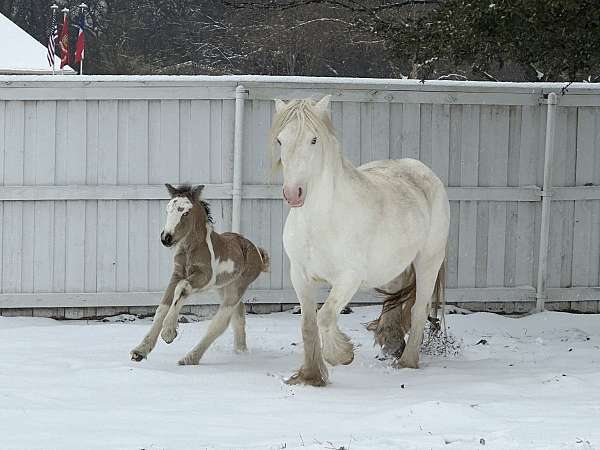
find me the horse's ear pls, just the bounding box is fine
[274,99,286,113]
[165,183,179,198]
[313,95,332,118]
[192,184,205,200]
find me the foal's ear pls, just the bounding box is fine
[313,95,332,118]
[192,184,205,200]
[274,99,286,113]
[165,183,179,198]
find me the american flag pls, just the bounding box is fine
[47,13,58,68]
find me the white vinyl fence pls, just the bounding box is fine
[1,75,600,318]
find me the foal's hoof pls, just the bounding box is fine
[177,354,200,366]
[161,328,177,344]
[130,350,146,362]
[285,369,327,387]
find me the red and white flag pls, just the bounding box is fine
[58,13,70,69]
[75,13,85,64]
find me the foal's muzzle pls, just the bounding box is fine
[161,231,174,247]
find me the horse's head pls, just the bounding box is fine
[161,184,210,247]
[271,95,333,208]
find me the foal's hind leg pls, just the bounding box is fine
[396,254,444,369]
[317,276,361,366]
[231,301,248,353]
[178,284,244,365]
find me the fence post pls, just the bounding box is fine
[536,92,558,312]
[231,85,248,233]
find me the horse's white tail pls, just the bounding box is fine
[367,261,445,358]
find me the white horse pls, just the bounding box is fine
[271,96,450,386]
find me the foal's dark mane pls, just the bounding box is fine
[175,184,214,224]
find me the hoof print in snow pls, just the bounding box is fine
[340,306,353,314]
[475,339,488,345]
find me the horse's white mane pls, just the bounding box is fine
[269,98,337,170]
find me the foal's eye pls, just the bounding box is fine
[311,137,317,145]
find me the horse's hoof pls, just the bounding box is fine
[285,369,327,387]
[178,355,199,366]
[322,331,354,366]
[161,328,177,344]
[323,349,354,366]
[130,350,145,362]
[394,354,419,369]
[340,351,355,366]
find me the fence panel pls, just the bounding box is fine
[0,76,600,315]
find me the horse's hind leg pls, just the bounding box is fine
[396,253,444,369]
[317,276,361,366]
[178,284,243,365]
[231,301,247,353]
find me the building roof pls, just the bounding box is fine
[0,12,74,74]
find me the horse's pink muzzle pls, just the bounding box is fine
[283,185,305,207]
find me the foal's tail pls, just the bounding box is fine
[367,261,445,358]
[257,247,270,273]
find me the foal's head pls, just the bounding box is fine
[270,95,335,208]
[160,184,213,248]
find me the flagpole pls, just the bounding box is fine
[78,3,88,75]
[50,4,59,75]
[61,7,69,74]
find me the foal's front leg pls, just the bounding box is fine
[130,275,179,361]
[160,267,211,344]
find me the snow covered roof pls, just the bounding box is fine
[0,12,74,74]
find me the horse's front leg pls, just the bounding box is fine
[286,266,328,387]
[317,276,361,366]
[130,274,179,361]
[161,267,211,344]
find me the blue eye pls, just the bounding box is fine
[311,137,317,145]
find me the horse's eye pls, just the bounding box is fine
[277,138,282,146]
[311,137,317,145]
[182,211,189,216]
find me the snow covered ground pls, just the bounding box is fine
[1,306,599,450]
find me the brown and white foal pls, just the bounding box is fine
[131,184,269,365]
